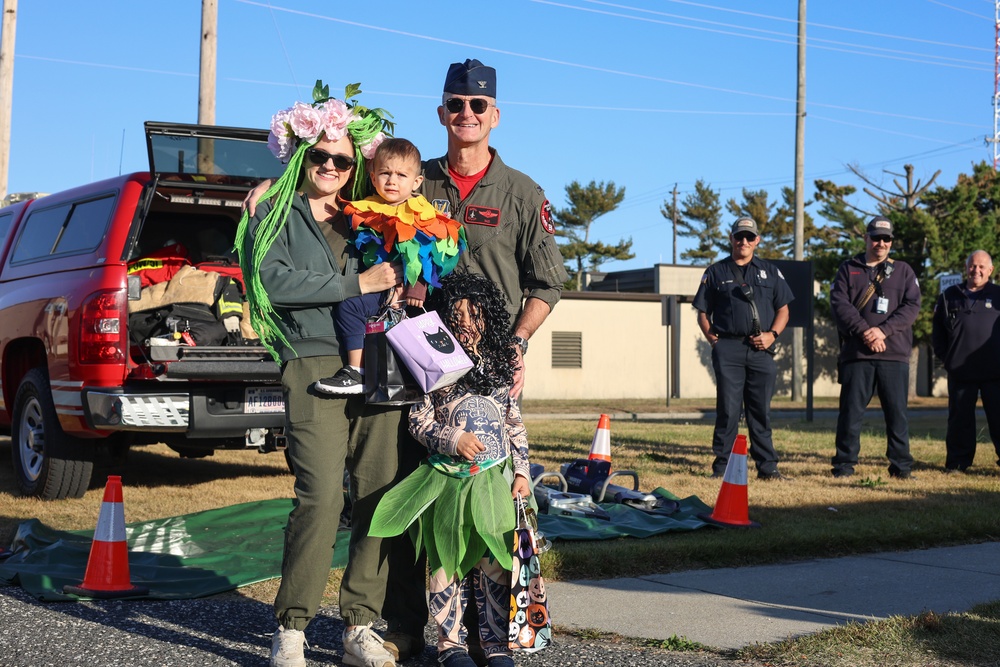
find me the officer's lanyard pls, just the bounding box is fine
[865,265,884,297]
[855,260,894,310]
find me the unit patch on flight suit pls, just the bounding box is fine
[540,200,555,234]
[465,206,501,226]
[431,199,452,217]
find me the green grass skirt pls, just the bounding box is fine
[370,460,516,578]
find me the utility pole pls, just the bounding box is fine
[791,0,806,402]
[198,0,217,125]
[671,183,679,264]
[196,0,218,175]
[991,0,1000,169]
[0,0,17,201]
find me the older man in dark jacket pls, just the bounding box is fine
[932,250,1000,472]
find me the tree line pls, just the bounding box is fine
[551,161,1000,347]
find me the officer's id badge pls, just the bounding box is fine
[876,296,889,314]
[701,271,709,284]
[759,270,767,280]
[540,200,555,234]
[431,199,451,217]
[987,299,993,309]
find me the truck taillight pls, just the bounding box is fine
[80,289,127,364]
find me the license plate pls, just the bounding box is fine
[245,387,284,414]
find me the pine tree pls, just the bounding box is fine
[663,179,722,265]
[553,180,631,290]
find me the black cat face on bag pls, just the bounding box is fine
[424,327,456,354]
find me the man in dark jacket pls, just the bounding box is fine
[931,250,1000,472]
[830,216,921,479]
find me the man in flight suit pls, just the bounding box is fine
[419,58,569,400]
[693,217,794,480]
[932,250,1000,472]
[385,59,569,667]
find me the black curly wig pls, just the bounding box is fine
[425,270,518,394]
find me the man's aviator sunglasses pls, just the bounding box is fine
[444,97,493,114]
[306,148,355,171]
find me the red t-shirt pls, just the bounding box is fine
[449,161,491,201]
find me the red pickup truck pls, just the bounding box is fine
[0,122,288,499]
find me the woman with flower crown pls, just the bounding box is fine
[236,82,427,667]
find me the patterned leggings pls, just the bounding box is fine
[429,557,512,659]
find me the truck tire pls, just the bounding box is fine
[11,368,94,499]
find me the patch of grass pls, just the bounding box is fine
[568,627,606,641]
[645,634,707,651]
[856,475,889,488]
[738,603,1000,667]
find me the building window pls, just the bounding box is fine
[552,331,582,368]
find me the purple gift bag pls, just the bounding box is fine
[385,311,474,393]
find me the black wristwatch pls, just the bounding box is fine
[768,329,779,339]
[513,335,529,355]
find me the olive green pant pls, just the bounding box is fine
[274,355,428,634]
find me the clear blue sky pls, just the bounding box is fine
[3,0,992,271]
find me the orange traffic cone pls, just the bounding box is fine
[588,414,612,464]
[697,435,761,528]
[64,476,148,598]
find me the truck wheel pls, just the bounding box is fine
[11,368,94,499]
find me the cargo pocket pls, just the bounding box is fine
[526,240,570,285]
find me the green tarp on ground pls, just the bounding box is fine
[0,490,711,601]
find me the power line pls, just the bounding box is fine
[542,0,989,70]
[650,0,991,50]
[926,0,992,20]
[233,0,985,131]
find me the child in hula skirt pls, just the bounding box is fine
[370,271,531,667]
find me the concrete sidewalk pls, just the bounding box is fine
[545,542,1000,649]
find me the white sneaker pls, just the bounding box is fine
[270,625,307,667]
[342,624,395,667]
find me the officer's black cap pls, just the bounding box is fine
[866,216,894,239]
[730,217,759,237]
[443,59,497,98]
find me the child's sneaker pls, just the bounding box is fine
[342,624,395,667]
[439,648,478,667]
[315,367,364,395]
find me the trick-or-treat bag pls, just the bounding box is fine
[363,308,421,406]
[508,495,552,652]
[385,310,473,393]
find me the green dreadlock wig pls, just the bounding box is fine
[234,81,394,360]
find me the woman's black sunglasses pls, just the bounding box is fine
[305,148,355,170]
[444,97,492,114]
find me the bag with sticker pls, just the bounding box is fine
[508,495,552,653]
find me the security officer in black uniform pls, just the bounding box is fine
[932,250,1000,472]
[693,217,794,479]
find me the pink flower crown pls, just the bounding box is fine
[266,81,392,163]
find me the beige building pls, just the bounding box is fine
[522,264,937,401]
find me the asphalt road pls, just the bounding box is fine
[0,584,751,667]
